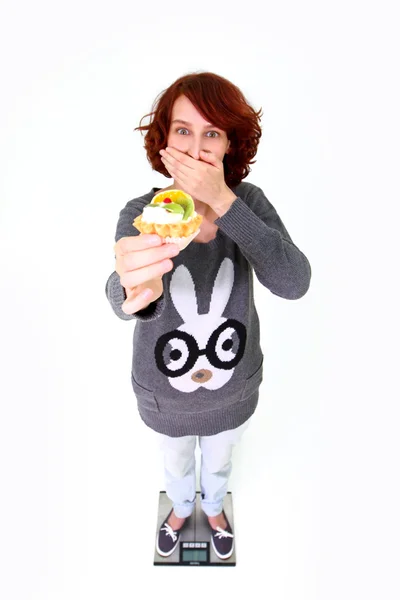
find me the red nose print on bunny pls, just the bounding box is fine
[191,369,213,384]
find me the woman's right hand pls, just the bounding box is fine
[114,234,179,314]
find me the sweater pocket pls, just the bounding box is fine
[240,357,263,401]
[131,372,160,412]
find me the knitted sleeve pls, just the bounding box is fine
[105,196,166,321]
[215,185,312,300]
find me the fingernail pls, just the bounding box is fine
[141,289,153,300]
[148,235,161,245]
[162,258,173,270]
[121,303,130,314]
[169,245,179,256]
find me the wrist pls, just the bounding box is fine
[213,187,237,217]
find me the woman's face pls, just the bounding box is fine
[167,95,230,162]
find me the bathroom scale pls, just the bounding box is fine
[154,491,236,566]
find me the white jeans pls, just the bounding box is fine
[156,418,251,518]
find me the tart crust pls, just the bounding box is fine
[133,213,203,237]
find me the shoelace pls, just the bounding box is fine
[161,523,178,542]
[214,526,234,540]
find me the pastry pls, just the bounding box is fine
[133,189,203,250]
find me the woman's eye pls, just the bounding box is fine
[175,128,219,137]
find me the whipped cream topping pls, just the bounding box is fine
[141,205,195,224]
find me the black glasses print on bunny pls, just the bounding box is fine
[155,319,247,378]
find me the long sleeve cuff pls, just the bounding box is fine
[105,271,165,321]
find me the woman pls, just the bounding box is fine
[106,72,311,560]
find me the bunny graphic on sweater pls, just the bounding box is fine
[154,257,247,393]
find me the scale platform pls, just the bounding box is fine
[154,491,236,566]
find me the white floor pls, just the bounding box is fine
[53,389,322,600]
[2,314,398,600]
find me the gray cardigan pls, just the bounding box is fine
[106,181,311,437]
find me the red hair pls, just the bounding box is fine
[134,72,263,188]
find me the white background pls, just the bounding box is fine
[0,1,399,598]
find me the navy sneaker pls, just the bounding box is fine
[210,511,234,560]
[156,509,185,557]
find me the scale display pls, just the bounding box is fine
[154,491,235,566]
[181,543,209,565]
